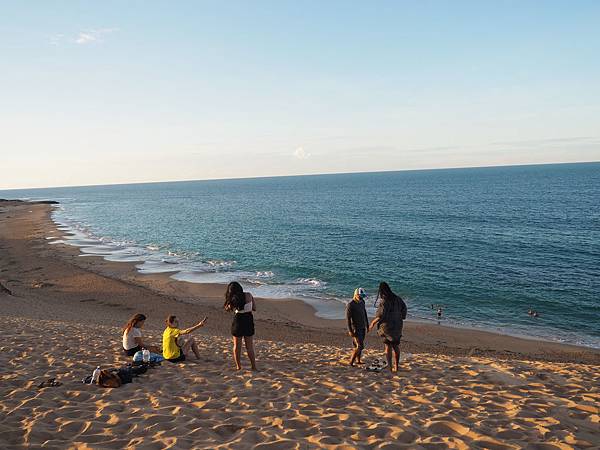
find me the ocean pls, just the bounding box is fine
[2,163,599,348]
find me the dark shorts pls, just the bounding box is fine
[353,329,366,347]
[167,352,186,363]
[124,346,141,357]
[381,337,401,346]
[232,312,255,337]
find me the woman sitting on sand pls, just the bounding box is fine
[122,313,161,356]
[224,281,258,371]
[162,315,206,363]
[368,282,407,373]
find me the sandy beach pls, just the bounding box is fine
[1,200,599,449]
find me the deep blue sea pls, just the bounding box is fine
[2,163,599,347]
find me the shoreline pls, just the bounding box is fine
[48,200,599,353]
[1,199,598,363]
[2,199,599,448]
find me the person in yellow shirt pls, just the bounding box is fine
[162,315,206,363]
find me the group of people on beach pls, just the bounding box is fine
[122,281,407,374]
[122,281,257,370]
[345,283,407,372]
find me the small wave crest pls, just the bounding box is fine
[256,271,274,278]
[296,278,327,288]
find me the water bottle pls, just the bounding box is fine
[142,348,150,363]
[91,366,101,384]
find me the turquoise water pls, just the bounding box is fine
[2,163,599,347]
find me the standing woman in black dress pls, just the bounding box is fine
[224,281,258,371]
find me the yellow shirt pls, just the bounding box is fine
[162,327,181,359]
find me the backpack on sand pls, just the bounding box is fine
[98,370,122,388]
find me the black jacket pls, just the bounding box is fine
[346,299,369,333]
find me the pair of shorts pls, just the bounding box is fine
[124,346,141,357]
[232,312,255,337]
[381,337,401,346]
[352,329,366,346]
[167,352,186,363]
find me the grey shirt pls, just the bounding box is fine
[375,296,407,341]
[346,299,369,333]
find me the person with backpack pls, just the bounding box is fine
[368,282,407,374]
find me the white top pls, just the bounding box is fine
[235,301,253,314]
[122,327,142,350]
[234,293,254,314]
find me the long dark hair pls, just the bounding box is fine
[224,281,246,311]
[375,281,400,308]
[123,313,146,334]
[378,282,395,303]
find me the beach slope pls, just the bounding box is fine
[0,200,599,448]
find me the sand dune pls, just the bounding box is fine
[1,316,598,449]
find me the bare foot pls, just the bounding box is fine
[235,366,242,371]
[251,366,259,372]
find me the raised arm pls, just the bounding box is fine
[180,317,207,335]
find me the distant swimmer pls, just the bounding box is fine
[533,311,539,318]
[528,308,534,316]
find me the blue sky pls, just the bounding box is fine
[1,1,599,188]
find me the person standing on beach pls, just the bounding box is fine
[162,315,206,363]
[346,287,369,366]
[368,282,407,374]
[224,281,258,371]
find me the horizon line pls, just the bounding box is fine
[1,159,599,192]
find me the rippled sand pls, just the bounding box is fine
[1,316,598,449]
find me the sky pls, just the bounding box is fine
[1,0,599,189]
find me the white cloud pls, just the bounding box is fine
[74,28,117,45]
[293,147,311,160]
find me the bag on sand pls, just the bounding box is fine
[133,351,164,364]
[129,365,148,376]
[98,370,122,388]
[97,364,148,388]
